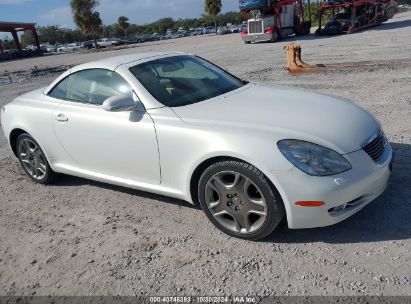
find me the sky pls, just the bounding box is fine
[0,0,240,29]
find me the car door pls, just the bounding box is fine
[51,68,161,184]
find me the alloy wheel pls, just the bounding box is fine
[18,138,48,180]
[204,171,267,234]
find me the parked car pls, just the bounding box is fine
[217,26,231,35]
[125,36,145,44]
[230,25,240,33]
[57,43,81,52]
[187,27,198,36]
[178,30,191,37]
[57,45,68,52]
[151,33,162,41]
[143,35,159,42]
[81,41,95,49]
[0,52,393,240]
[46,45,57,52]
[39,44,49,53]
[203,26,217,34]
[239,24,248,33]
[96,38,118,48]
[114,38,128,45]
[194,27,205,35]
[165,32,183,39]
[25,44,47,53]
[322,12,352,34]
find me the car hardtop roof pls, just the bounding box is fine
[44,52,191,95]
[71,51,187,72]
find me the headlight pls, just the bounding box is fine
[277,139,352,176]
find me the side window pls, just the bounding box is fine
[65,69,133,105]
[48,77,69,100]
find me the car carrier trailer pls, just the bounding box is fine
[239,0,312,43]
[315,0,395,35]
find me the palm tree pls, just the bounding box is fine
[117,16,130,37]
[70,0,102,48]
[205,0,222,32]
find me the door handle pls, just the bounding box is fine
[56,114,68,122]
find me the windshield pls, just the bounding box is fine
[129,55,245,107]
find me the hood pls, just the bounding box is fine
[172,84,379,154]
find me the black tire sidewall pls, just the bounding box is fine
[387,8,395,19]
[16,133,56,184]
[198,160,285,240]
[271,30,280,42]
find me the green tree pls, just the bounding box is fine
[70,0,102,47]
[20,30,35,48]
[205,0,222,31]
[0,39,12,50]
[117,16,130,37]
[154,17,175,33]
[218,11,246,26]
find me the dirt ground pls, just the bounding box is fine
[0,11,410,297]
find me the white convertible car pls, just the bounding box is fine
[0,52,393,240]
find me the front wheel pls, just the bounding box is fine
[270,30,280,42]
[198,160,285,240]
[16,133,58,184]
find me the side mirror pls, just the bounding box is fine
[102,95,143,112]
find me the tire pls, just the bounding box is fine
[270,30,280,42]
[386,7,395,19]
[16,133,58,184]
[303,21,311,35]
[244,40,251,44]
[198,160,285,240]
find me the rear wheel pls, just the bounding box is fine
[386,7,395,19]
[302,21,311,35]
[198,160,285,240]
[16,133,57,184]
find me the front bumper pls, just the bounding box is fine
[268,144,392,229]
[242,33,272,43]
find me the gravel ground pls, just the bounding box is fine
[0,11,410,297]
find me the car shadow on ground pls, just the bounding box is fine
[371,19,411,31]
[265,142,411,244]
[280,33,336,43]
[55,142,410,243]
[251,33,335,44]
